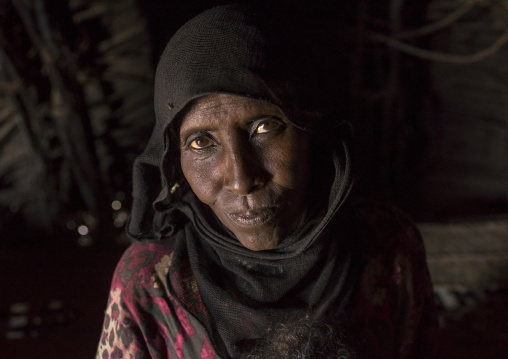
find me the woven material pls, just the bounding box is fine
[127,4,357,358]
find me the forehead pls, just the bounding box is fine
[179,93,285,131]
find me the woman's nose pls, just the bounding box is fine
[222,144,266,195]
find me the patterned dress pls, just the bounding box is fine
[96,201,439,359]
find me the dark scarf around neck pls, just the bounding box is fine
[166,144,359,358]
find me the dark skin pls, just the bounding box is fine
[179,93,312,251]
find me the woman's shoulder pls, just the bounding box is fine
[348,199,439,358]
[349,198,429,286]
[351,198,424,257]
[98,231,216,359]
[110,232,183,293]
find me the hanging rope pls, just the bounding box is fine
[369,26,508,64]
[393,0,480,39]
[368,0,508,64]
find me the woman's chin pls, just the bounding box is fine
[234,229,282,251]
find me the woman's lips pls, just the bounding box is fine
[226,207,276,228]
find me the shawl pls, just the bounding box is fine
[127,4,358,358]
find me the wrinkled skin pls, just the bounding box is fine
[179,94,311,251]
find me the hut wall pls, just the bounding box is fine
[420,0,508,217]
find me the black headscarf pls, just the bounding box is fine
[128,4,358,358]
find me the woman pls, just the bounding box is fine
[96,4,439,359]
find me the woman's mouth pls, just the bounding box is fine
[226,207,276,228]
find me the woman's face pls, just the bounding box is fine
[179,94,311,251]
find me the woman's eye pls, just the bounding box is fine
[255,119,280,134]
[189,136,214,149]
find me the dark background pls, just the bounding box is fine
[1,0,507,358]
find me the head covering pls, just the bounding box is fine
[128,4,357,358]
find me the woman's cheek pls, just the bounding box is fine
[267,137,310,189]
[181,154,220,205]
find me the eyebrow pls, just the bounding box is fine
[178,119,219,145]
[244,114,278,124]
